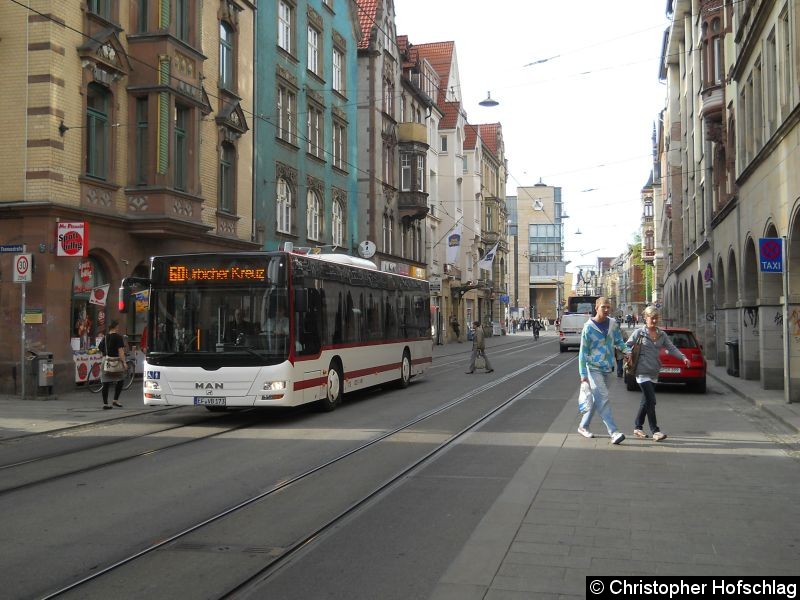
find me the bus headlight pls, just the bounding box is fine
[145,380,161,391]
[263,381,286,391]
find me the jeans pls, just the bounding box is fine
[579,369,619,435]
[635,380,659,433]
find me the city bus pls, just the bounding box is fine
[120,251,432,411]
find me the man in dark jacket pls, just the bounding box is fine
[466,321,494,374]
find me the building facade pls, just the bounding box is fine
[656,0,799,399]
[0,0,258,393]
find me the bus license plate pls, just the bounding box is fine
[659,367,681,374]
[194,396,226,406]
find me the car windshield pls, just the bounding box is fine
[667,332,698,349]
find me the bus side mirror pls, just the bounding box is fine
[294,289,308,313]
[119,276,151,313]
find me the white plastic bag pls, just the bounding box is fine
[578,381,593,414]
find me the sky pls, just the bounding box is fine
[393,0,671,277]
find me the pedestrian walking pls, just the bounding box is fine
[466,321,494,374]
[98,319,126,409]
[577,297,629,444]
[627,305,690,441]
[450,314,461,342]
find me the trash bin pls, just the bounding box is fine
[725,341,739,377]
[26,350,54,396]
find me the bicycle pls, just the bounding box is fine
[88,357,136,393]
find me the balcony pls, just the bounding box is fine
[399,190,429,221]
[700,85,724,120]
[397,122,428,144]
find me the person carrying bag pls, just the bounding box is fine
[99,320,127,409]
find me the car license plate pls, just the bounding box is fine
[660,367,681,374]
[194,396,226,406]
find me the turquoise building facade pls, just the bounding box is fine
[254,0,361,252]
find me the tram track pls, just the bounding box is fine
[0,408,290,497]
[42,351,577,599]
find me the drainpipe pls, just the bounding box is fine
[368,51,377,245]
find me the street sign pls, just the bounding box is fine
[0,244,24,253]
[758,237,783,272]
[13,253,32,283]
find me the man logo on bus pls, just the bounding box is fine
[195,382,224,389]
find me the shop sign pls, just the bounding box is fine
[381,261,398,273]
[429,276,442,293]
[79,260,93,282]
[89,284,110,306]
[56,222,89,257]
[23,309,43,324]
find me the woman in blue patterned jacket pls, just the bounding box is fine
[577,297,630,444]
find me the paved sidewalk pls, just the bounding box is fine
[432,358,800,599]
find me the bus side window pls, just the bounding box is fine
[296,287,322,355]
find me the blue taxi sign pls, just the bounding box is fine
[758,238,783,273]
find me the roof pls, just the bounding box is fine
[357,0,380,50]
[408,41,455,106]
[439,102,461,129]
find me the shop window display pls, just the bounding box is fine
[70,258,108,383]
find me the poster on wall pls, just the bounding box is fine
[56,222,89,257]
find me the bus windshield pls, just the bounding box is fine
[148,255,289,367]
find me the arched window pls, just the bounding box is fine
[332,200,344,247]
[277,178,292,233]
[86,83,110,180]
[307,190,321,241]
[219,142,235,212]
[219,21,234,90]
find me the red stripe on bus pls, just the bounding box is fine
[292,356,431,391]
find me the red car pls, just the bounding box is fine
[625,327,707,393]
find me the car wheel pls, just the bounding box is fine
[692,378,707,394]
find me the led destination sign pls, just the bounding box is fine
[167,265,267,283]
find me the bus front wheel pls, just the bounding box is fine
[320,362,343,411]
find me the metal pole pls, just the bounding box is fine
[783,236,792,403]
[20,245,26,399]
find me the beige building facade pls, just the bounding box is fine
[0,1,257,394]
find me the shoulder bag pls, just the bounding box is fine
[623,331,643,378]
[102,334,125,374]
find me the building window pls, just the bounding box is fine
[307,104,324,159]
[220,22,234,91]
[135,97,148,185]
[416,155,425,191]
[332,119,346,170]
[332,199,344,247]
[88,0,112,19]
[219,142,235,213]
[440,135,448,153]
[333,48,344,93]
[485,204,492,231]
[307,190,321,241]
[277,84,296,144]
[307,26,320,75]
[400,154,411,191]
[644,199,653,217]
[383,213,390,253]
[174,104,189,191]
[176,0,189,42]
[277,177,292,234]
[86,83,110,180]
[137,0,148,32]
[278,1,293,53]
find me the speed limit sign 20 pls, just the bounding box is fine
[13,253,32,283]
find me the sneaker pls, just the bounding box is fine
[577,427,594,439]
[652,432,667,441]
[611,431,625,445]
[633,429,647,438]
